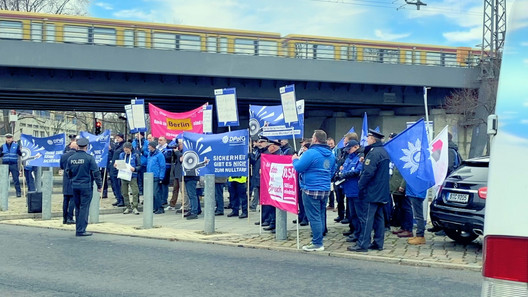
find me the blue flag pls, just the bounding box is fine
[20,133,66,167]
[360,112,368,147]
[336,127,355,149]
[384,118,435,193]
[80,130,111,168]
[249,100,304,138]
[182,129,249,177]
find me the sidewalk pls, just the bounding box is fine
[0,186,483,271]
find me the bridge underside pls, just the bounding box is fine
[0,66,456,116]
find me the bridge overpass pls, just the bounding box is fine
[0,39,479,116]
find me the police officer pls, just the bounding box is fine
[66,138,103,236]
[0,133,22,197]
[348,129,390,252]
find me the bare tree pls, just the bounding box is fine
[444,82,498,156]
[0,0,90,15]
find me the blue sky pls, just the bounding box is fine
[88,0,488,48]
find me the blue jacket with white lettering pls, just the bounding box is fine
[341,152,363,198]
[66,150,103,189]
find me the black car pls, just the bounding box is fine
[430,157,489,244]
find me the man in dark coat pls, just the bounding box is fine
[348,129,390,252]
[60,140,78,224]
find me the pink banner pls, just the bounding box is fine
[260,154,298,214]
[149,103,205,140]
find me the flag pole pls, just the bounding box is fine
[423,86,432,223]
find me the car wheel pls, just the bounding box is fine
[444,229,479,244]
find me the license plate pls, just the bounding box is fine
[447,192,469,203]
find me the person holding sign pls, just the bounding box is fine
[116,143,141,215]
[292,130,336,252]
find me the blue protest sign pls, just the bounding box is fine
[20,133,66,167]
[249,100,304,139]
[182,129,249,177]
[80,129,111,168]
[214,88,239,127]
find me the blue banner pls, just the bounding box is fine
[182,130,249,177]
[384,118,435,193]
[20,133,66,167]
[80,130,111,168]
[249,100,304,139]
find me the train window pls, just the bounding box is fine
[413,51,421,65]
[259,40,278,56]
[63,25,89,43]
[426,52,442,65]
[153,32,176,49]
[380,49,399,64]
[235,38,257,55]
[124,30,134,47]
[443,53,458,67]
[177,34,200,51]
[93,27,116,45]
[363,48,380,62]
[136,31,146,48]
[340,46,348,60]
[315,44,334,60]
[45,23,55,43]
[207,36,217,53]
[0,20,23,39]
[295,43,314,59]
[219,37,227,53]
[31,22,43,42]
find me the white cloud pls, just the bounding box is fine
[443,27,481,43]
[113,9,159,21]
[374,29,410,41]
[95,2,113,10]
[524,59,528,65]
[522,42,528,46]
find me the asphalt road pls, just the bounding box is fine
[0,225,483,297]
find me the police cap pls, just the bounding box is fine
[367,129,385,139]
[257,135,269,143]
[268,139,281,146]
[4,133,13,138]
[345,139,359,150]
[77,138,89,147]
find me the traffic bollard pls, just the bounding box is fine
[204,174,215,234]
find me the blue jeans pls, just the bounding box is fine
[185,179,199,215]
[215,183,225,213]
[230,182,248,215]
[302,191,328,247]
[401,196,414,232]
[410,196,426,237]
[153,178,163,211]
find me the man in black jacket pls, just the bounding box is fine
[348,129,390,252]
[110,133,125,206]
[66,138,103,236]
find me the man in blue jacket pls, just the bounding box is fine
[147,141,166,214]
[293,130,336,252]
[132,132,149,195]
[339,140,363,243]
[348,129,390,252]
[0,133,22,197]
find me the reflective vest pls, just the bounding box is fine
[228,176,247,183]
[2,142,19,164]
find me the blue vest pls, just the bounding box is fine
[2,143,19,164]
